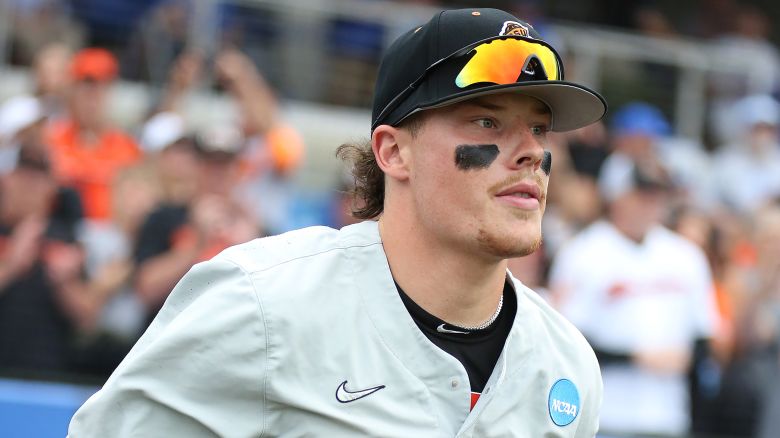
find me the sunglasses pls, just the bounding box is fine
[374,36,563,127]
[455,37,560,87]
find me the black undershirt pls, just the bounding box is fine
[396,281,517,394]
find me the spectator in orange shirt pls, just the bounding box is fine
[45,47,142,223]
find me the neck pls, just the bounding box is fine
[378,216,507,328]
[75,116,106,137]
[609,211,649,243]
[614,223,644,243]
[77,127,103,145]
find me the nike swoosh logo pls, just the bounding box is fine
[335,380,385,403]
[437,323,469,335]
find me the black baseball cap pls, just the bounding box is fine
[371,8,607,132]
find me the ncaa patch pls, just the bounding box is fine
[548,379,579,427]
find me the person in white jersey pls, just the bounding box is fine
[550,160,719,437]
[69,8,607,437]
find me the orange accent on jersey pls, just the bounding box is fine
[470,392,480,411]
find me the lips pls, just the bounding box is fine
[495,181,542,210]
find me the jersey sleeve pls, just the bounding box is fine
[68,258,268,437]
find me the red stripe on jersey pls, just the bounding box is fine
[470,392,480,411]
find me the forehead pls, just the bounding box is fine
[440,93,551,118]
[74,79,111,89]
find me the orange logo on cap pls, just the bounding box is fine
[500,21,529,37]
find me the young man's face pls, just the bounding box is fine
[609,188,667,241]
[71,79,110,128]
[404,92,551,260]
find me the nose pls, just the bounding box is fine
[507,127,545,172]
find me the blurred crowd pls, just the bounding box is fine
[0,42,311,381]
[534,99,780,438]
[2,1,780,438]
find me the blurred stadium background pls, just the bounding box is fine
[1,0,780,437]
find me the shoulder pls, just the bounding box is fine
[105,128,140,145]
[509,278,603,429]
[69,256,268,436]
[649,226,711,272]
[514,278,598,364]
[215,221,381,275]
[46,118,73,134]
[650,226,706,258]
[45,119,76,146]
[154,256,261,323]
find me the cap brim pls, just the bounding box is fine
[410,81,607,132]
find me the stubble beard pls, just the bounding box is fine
[480,174,547,258]
[476,213,543,259]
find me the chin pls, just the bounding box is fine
[477,225,542,259]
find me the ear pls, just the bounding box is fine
[372,125,411,182]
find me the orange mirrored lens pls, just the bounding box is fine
[455,38,559,88]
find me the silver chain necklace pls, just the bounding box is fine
[448,294,504,331]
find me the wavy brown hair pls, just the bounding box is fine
[336,115,424,219]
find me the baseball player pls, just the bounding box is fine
[550,161,718,436]
[69,8,606,437]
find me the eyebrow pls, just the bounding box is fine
[463,98,552,116]
[466,100,504,111]
[531,102,552,116]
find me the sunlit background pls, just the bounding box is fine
[1,0,780,437]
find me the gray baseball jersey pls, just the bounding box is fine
[68,221,602,437]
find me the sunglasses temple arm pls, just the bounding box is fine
[372,54,457,129]
[373,84,415,129]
